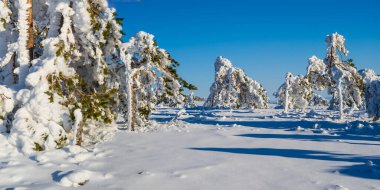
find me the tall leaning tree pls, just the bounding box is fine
[324,33,364,119]
[0,0,124,153]
[305,33,364,119]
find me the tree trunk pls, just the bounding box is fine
[126,77,132,131]
[126,74,134,131]
[76,121,84,146]
[27,0,34,60]
[337,80,344,120]
[126,69,143,131]
[131,83,135,131]
[284,73,291,113]
[17,0,34,86]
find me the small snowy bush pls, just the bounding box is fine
[185,92,197,108]
[204,56,269,109]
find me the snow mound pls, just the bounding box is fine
[294,126,305,131]
[327,185,349,190]
[58,170,92,187]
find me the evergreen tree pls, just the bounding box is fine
[274,73,313,112]
[305,33,364,119]
[360,69,380,121]
[323,33,364,119]
[205,56,269,109]
[0,0,123,153]
[118,31,196,131]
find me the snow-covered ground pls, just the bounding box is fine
[1,105,379,190]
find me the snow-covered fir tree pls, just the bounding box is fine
[360,69,380,121]
[0,0,123,153]
[274,72,313,112]
[118,31,196,131]
[204,56,269,109]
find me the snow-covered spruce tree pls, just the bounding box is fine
[323,33,364,119]
[204,56,269,109]
[118,31,196,131]
[274,73,313,112]
[0,0,123,153]
[360,69,380,121]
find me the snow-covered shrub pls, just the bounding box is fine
[309,94,329,107]
[360,69,380,120]
[274,73,313,112]
[1,0,123,153]
[118,31,196,131]
[184,92,196,108]
[204,56,269,109]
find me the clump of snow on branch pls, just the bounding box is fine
[205,56,269,109]
[307,55,330,91]
[0,1,11,32]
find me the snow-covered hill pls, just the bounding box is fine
[0,106,379,190]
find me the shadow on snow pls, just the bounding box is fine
[190,147,380,180]
[237,133,380,144]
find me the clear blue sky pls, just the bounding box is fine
[109,0,380,99]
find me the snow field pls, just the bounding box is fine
[1,107,379,190]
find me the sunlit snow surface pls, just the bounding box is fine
[1,105,379,190]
